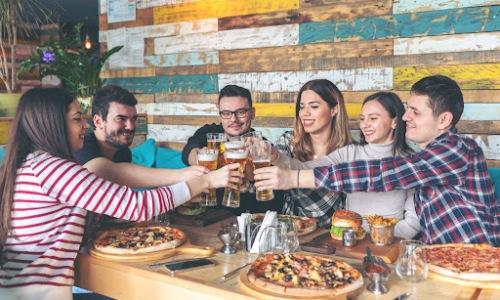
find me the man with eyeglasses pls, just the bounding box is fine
[182,84,284,213]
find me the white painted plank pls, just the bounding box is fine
[154,24,299,55]
[468,135,500,160]
[394,32,500,55]
[99,0,108,15]
[218,68,393,92]
[100,19,218,43]
[137,0,198,9]
[393,0,500,13]
[137,103,218,116]
[144,51,219,67]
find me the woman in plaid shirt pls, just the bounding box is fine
[256,75,499,246]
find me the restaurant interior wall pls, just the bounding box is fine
[101,1,498,167]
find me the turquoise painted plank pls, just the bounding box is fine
[299,6,500,44]
[144,51,219,67]
[460,103,500,121]
[105,75,219,94]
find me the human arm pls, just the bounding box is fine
[181,123,221,166]
[254,166,316,191]
[393,189,421,239]
[83,157,208,188]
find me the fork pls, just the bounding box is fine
[220,253,263,281]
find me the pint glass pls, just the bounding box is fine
[222,148,248,208]
[196,148,218,206]
[206,133,226,167]
[249,140,274,201]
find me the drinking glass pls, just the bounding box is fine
[224,136,251,192]
[249,140,274,201]
[258,221,298,254]
[395,240,428,283]
[196,148,218,206]
[206,133,227,167]
[221,147,248,208]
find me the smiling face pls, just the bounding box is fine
[298,90,337,136]
[94,102,138,149]
[218,96,255,137]
[67,99,91,152]
[403,94,450,149]
[359,100,397,145]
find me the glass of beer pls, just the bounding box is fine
[196,148,218,206]
[249,140,274,201]
[222,148,248,208]
[207,133,226,167]
[224,136,250,192]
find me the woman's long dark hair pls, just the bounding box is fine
[359,92,413,156]
[293,79,352,161]
[0,88,76,258]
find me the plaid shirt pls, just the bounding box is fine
[315,129,500,246]
[275,131,345,228]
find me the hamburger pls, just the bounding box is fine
[176,201,206,216]
[330,210,366,240]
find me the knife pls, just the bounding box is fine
[393,292,411,300]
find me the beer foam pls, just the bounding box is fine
[224,140,244,149]
[225,149,248,159]
[197,153,218,161]
[252,158,270,164]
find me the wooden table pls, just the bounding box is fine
[75,217,499,300]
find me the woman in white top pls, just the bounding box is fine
[0,88,241,299]
[271,92,421,239]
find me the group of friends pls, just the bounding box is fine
[0,74,498,299]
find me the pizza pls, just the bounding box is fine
[252,214,317,236]
[415,243,500,281]
[247,253,363,296]
[93,226,186,255]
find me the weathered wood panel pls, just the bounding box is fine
[299,6,500,44]
[394,64,500,90]
[137,0,197,10]
[218,68,393,92]
[218,1,391,31]
[154,24,299,55]
[393,0,500,14]
[144,51,219,68]
[99,7,154,31]
[105,74,219,94]
[153,0,299,24]
[394,32,500,55]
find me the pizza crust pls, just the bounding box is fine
[416,243,500,282]
[93,226,186,255]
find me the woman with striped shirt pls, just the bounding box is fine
[0,88,241,299]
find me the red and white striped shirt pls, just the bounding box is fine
[0,151,191,288]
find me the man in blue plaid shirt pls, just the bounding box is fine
[255,75,499,246]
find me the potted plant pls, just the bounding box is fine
[19,22,123,113]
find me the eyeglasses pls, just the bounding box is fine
[219,108,250,119]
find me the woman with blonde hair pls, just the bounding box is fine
[274,79,353,228]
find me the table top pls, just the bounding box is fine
[74,216,499,300]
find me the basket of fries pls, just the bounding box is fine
[364,215,399,245]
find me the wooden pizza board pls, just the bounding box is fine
[238,266,362,299]
[300,232,402,263]
[89,238,214,263]
[428,270,500,290]
[169,208,234,226]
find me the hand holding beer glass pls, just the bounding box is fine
[206,133,227,167]
[249,140,274,201]
[222,138,248,208]
[196,148,218,206]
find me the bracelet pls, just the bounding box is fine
[296,170,301,189]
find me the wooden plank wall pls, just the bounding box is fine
[98,0,500,167]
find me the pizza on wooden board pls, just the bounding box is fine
[415,243,500,281]
[252,214,318,236]
[247,253,363,296]
[93,226,187,255]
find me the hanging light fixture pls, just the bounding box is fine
[84,34,92,50]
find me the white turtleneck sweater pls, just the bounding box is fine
[274,142,421,239]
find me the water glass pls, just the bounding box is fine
[395,240,428,283]
[258,221,298,254]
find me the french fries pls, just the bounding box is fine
[364,214,399,226]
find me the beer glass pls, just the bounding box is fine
[224,136,250,191]
[249,140,274,201]
[222,148,248,208]
[206,133,227,167]
[196,148,218,206]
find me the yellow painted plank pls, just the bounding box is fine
[0,119,14,144]
[254,103,362,118]
[154,0,299,24]
[394,63,500,90]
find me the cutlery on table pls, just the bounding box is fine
[393,292,411,300]
[148,255,215,268]
[220,254,262,281]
